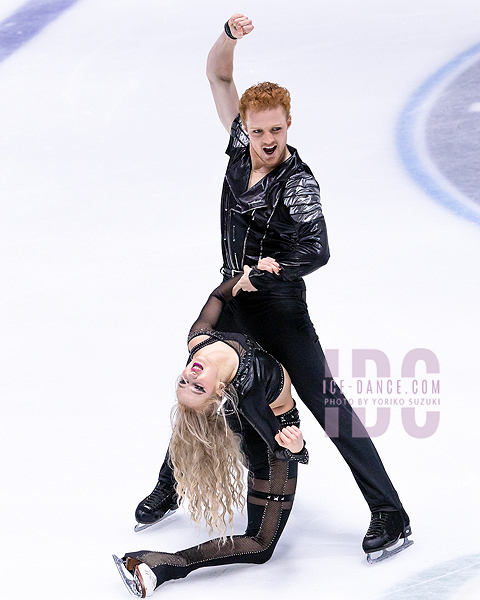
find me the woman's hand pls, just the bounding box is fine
[275,426,304,454]
[231,257,281,296]
[232,265,257,296]
[228,14,254,39]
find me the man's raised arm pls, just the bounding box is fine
[206,13,254,132]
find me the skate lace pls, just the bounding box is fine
[145,484,171,505]
[366,512,390,537]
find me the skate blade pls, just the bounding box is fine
[112,555,143,597]
[367,537,414,565]
[134,508,177,532]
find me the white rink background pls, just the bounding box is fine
[1,1,480,599]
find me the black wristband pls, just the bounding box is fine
[224,21,237,40]
[285,442,309,465]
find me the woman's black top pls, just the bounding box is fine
[186,276,307,463]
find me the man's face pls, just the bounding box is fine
[244,106,292,169]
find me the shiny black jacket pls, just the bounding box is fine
[221,116,330,291]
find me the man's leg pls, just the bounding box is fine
[227,286,411,558]
[229,287,402,510]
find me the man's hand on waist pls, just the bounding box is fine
[257,257,281,275]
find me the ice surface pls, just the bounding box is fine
[1,1,479,599]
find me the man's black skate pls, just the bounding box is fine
[134,482,179,532]
[363,508,413,564]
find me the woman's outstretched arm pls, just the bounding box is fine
[188,274,242,336]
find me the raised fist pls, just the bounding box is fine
[227,13,254,39]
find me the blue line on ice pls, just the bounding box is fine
[396,41,480,227]
[0,0,81,63]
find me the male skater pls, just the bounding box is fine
[135,13,412,563]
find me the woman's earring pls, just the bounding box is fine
[217,383,228,414]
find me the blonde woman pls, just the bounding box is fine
[113,267,308,597]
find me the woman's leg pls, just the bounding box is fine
[121,413,300,593]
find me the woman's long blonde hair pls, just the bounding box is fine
[169,387,246,539]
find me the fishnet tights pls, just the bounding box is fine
[124,455,297,589]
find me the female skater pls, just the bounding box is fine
[113,265,309,597]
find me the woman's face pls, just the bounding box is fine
[176,356,221,409]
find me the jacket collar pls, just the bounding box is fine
[226,144,306,202]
